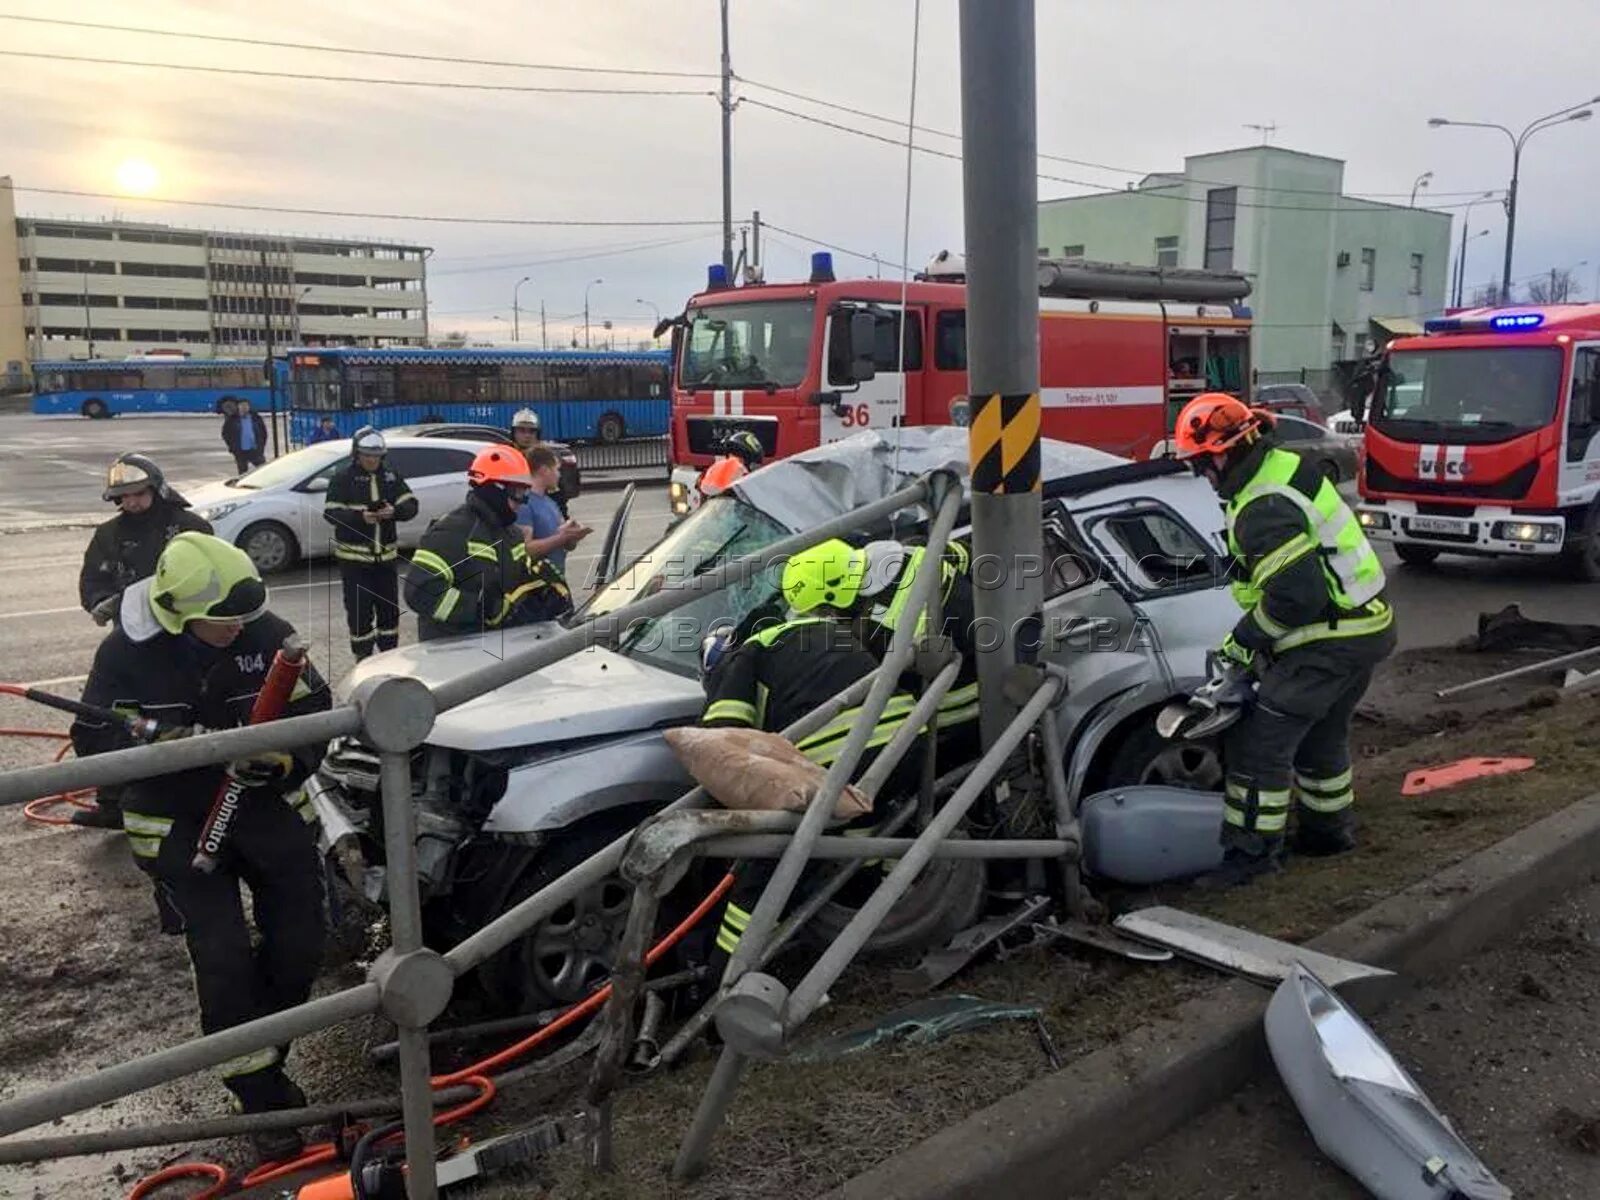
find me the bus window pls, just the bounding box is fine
[143,368,178,390]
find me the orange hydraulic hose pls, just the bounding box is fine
[124,874,736,1198]
[3,730,98,825]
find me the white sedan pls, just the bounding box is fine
[185,436,494,572]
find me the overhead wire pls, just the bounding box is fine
[0,13,717,78]
[0,49,715,96]
[429,233,719,276]
[736,74,1504,202]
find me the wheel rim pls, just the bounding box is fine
[245,528,290,573]
[1138,742,1224,790]
[524,876,633,1003]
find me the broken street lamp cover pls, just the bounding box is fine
[1265,963,1512,1200]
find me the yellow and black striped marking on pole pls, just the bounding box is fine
[969,391,1041,494]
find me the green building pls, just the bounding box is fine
[1037,146,1452,378]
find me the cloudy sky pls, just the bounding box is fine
[4,0,1598,342]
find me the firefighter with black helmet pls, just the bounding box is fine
[699,429,765,498]
[70,533,331,1163]
[321,426,418,659]
[1172,392,1397,889]
[80,453,212,627]
[404,446,571,640]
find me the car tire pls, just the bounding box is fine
[1562,503,1600,583]
[596,412,626,445]
[1101,718,1225,792]
[804,840,987,961]
[237,520,299,574]
[1394,544,1440,568]
[476,809,649,1013]
[81,398,109,419]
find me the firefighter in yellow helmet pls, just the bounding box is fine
[1171,393,1396,888]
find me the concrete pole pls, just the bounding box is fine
[720,0,734,275]
[958,0,1044,749]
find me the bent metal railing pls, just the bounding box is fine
[0,466,1084,1197]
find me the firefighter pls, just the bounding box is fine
[698,430,765,498]
[321,427,418,659]
[70,533,330,1163]
[80,453,213,626]
[699,552,923,968]
[404,446,571,641]
[782,536,981,743]
[1172,393,1397,888]
[509,407,570,517]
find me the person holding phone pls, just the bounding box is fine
[516,445,590,601]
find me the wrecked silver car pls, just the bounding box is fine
[312,428,1239,1009]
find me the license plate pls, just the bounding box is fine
[1409,515,1470,535]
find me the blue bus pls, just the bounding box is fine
[282,347,670,446]
[32,356,272,419]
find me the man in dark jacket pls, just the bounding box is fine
[222,398,269,475]
[322,427,417,659]
[81,453,213,626]
[404,446,571,641]
[71,532,330,1163]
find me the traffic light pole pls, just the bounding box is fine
[959,0,1044,749]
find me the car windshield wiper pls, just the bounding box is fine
[617,524,749,653]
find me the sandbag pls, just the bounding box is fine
[663,726,871,820]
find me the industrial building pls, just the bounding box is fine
[1036,146,1453,376]
[0,177,429,377]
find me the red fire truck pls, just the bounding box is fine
[666,251,1252,516]
[1356,305,1600,581]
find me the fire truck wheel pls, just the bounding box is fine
[1563,503,1600,582]
[1394,545,1441,568]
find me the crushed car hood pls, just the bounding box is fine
[337,624,704,752]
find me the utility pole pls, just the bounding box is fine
[960,0,1043,750]
[540,301,547,351]
[751,208,761,274]
[719,0,734,275]
[260,245,280,456]
[81,275,94,360]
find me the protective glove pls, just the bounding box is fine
[228,751,295,787]
[1216,634,1255,673]
[90,594,120,626]
[699,624,736,682]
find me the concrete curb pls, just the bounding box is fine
[830,793,1600,1200]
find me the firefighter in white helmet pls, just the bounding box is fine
[321,426,417,658]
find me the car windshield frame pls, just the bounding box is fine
[576,494,791,678]
[678,299,816,391]
[1375,345,1564,443]
[229,443,348,489]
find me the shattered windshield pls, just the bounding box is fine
[1376,347,1562,443]
[578,495,788,677]
[679,300,815,390]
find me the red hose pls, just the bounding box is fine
[125,1163,229,1200]
[1,729,98,825]
[124,874,736,1198]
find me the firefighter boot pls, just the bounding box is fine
[1192,827,1284,891]
[1293,809,1358,858]
[229,1068,307,1164]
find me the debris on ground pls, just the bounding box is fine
[1550,1107,1600,1156]
[1401,756,1537,796]
[791,994,1046,1062]
[1464,605,1600,654]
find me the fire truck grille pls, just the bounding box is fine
[1364,458,1537,501]
[685,415,780,458]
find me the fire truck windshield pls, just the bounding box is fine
[1376,346,1564,443]
[679,300,816,390]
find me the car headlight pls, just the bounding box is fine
[1358,509,1390,531]
[1491,520,1560,544]
[200,501,247,521]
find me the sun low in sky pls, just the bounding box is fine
[113,157,161,196]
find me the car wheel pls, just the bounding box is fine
[237,521,299,574]
[805,842,987,961]
[81,398,109,419]
[1562,503,1600,583]
[477,815,651,1013]
[1102,719,1225,792]
[1394,544,1440,568]
[596,412,626,445]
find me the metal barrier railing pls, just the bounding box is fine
[0,465,1084,1196]
[574,437,668,473]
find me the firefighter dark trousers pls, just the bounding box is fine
[123,793,325,1112]
[340,561,400,659]
[1221,628,1395,853]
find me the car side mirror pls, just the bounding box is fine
[848,311,878,383]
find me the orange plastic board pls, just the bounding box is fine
[1401,756,1536,796]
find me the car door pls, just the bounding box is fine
[817,303,924,443]
[384,445,477,549]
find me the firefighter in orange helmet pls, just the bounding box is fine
[1172,392,1395,888]
[699,430,765,497]
[403,446,570,640]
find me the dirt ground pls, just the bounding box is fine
[1095,872,1600,1200]
[0,640,1595,1200]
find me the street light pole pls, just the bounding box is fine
[584,278,602,349]
[1452,192,1497,307]
[636,299,661,344]
[1430,97,1597,300]
[513,275,532,343]
[1409,171,1433,207]
[719,0,734,276]
[1454,229,1490,308]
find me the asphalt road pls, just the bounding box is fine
[0,412,1594,712]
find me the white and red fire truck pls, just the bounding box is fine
[665,251,1253,516]
[1356,305,1600,581]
